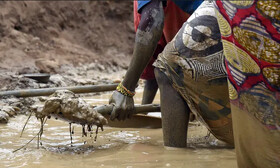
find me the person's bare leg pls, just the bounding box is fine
[142,79,158,104]
[155,68,190,147]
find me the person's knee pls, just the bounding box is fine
[154,68,161,81]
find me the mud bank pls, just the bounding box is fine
[0,63,128,123]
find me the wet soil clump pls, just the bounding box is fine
[35,90,107,128]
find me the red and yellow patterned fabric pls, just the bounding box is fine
[215,1,280,167]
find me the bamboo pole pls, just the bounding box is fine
[0,84,118,97]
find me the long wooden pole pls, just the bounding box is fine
[0,84,118,97]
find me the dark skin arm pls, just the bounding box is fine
[110,1,164,120]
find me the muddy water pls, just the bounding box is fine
[0,89,237,168]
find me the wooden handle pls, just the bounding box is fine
[94,104,161,115]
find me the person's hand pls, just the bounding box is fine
[109,91,134,121]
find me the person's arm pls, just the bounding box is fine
[110,0,164,120]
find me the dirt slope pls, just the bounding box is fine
[0,1,134,73]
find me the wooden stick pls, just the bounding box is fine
[0,84,118,98]
[94,104,161,115]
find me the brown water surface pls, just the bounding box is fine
[0,89,237,168]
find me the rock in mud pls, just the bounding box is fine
[0,111,9,123]
[1,106,18,117]
[0,106,18,123]
[35,59,60,73]
[49,74,68,87]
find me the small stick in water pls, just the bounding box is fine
[69,123,73,145]
[20,111,33,137]
[13,118,47,153]
[94,126,100,141]
[72,125,74,135]
[38,117,46,148]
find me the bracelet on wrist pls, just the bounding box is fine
[116,83,136,97]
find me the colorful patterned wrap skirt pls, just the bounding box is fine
[153,1,234,145]
[214,0,280,167]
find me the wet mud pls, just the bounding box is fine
[33,90,107,141]
[0,116,237,168]
[35,90,107,127]
[0,90,237,168]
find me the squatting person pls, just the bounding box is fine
[110,0,234,147]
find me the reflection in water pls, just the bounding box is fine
[0,89,237,168]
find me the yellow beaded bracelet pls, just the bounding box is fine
[116,83,136,97]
